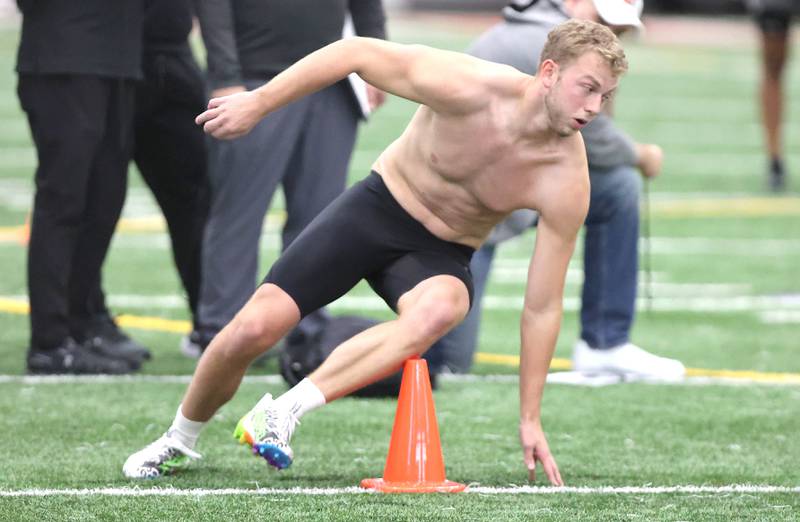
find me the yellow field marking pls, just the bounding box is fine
[2,298,799,384]
[0,211,290,242]
[474,351,800,384]
[0,297,28,314]
[115,216,167,233]
[684,366,800,384]
[651,197,800,218]
[475,352,572,371]
[0,298,192,333]
[0,196,798,244]
[116,314,191,334]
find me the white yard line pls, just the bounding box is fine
[0,484,797,497]
[0,373,797,387]
[759,310,800,324]
[333,294,800,313]
[0,374,282,385]
[2,292,800,312]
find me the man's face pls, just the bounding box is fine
[543,52,619,137]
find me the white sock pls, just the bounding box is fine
[167,405,206,450]
[271,378,327,419]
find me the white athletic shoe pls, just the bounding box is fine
[123,432,202,479]
[233,394,299,470]
[572,339,686,382]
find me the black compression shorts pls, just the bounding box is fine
[264,171,475,318]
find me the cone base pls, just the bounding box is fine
[360,478,467,493]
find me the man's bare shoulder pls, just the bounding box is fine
[409,46,532,114]
[535,133,590,230]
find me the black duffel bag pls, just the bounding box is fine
[279,315,436,397]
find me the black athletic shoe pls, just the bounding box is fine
[26,338,133,375]
[768,157,787,192]
[82,314,152,367]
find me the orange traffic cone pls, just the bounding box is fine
[361,356,466,493]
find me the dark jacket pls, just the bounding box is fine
[143,0,194,55]
[16,0,143,79]
[195,0,387,89]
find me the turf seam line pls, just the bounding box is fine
[1,485,798,497]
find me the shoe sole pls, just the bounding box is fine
[233,416,292,470]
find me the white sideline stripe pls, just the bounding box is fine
[760,310,800,324]
[0,374,284,384]
[0,485,797,497]
[97,234,800,256]
[6,293,800,312]
[0,374,797,387]
[332,294,800,313]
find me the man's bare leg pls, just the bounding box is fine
[238,275,471,470]
[310,275,471,400]
[759,29,789,191]
[181,283,301,420]
[123,284,300,478]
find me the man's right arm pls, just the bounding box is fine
[196,38,497,139]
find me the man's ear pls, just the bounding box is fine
[538,59,559,88]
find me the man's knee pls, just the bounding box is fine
[399,277,470,346]
[225,284,300,357]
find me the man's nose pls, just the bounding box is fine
[585,93,603,115]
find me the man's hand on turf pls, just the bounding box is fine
[196,89,262,140]
[520,418,564,486]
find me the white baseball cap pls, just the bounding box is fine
[592,0,644,29]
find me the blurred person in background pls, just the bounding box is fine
[747,0,794,192]
[425,0,686,381]
[17,0,145,374]
[182,0,388,358]
[84,0,211,356]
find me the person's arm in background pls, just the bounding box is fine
[350,0,389,110]
[16,0,34,13]
[193,0,245,97]
[582,113,663,178]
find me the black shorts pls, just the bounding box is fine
[264,171,475,318]
[749,0,793,33]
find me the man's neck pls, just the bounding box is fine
[515,77,559,143]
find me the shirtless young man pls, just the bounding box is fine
[124,19,627,486]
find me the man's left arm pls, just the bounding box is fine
[518,164,589,486]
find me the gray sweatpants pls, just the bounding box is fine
[197,79,360,337]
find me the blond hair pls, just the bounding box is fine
[540,19,628,77]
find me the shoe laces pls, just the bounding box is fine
[262,407,300,444]
[146,435,202,462]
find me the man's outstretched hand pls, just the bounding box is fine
[195,89,262,140]
[520,418,564,486]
